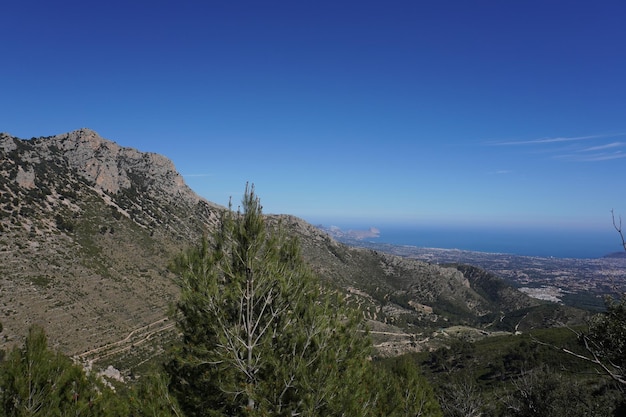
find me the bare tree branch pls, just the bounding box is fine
[611,209,626,252]
[531,329,626,386]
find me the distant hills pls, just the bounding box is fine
[321,225,380,240]
[0,129,591,371]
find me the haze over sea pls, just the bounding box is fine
[321,222,622,260]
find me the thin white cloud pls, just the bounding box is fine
[554,151,626,162]
[578,152,626,161]
[488,134,608,146]
[485,132,626,163]
[579,142,624,152]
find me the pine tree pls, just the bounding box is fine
[167,184,373,417]
[126,371,183,417]
[369,356,443,417]
[0,325,108,417]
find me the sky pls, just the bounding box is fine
[2,0,626,236]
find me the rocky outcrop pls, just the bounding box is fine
[37,128,199,205]
[0,132,18,152]
[15,165,36,189]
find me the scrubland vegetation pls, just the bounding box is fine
[0,186,443,416]
[0,170,624,415]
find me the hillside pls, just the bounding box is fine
[0,129,220,355]
[0,129,581,366]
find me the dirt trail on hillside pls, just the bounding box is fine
[76,317,176,363]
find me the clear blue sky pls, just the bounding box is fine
[3,1,626,232]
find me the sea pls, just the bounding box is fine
[327,223,623,259]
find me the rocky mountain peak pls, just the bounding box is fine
[37,129,194,202]
[1,128,221,253]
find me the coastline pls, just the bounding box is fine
[317,223,621,259]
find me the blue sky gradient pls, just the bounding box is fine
[2,1,626,235]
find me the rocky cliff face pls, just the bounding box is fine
[1,129,220,239]
[2,128,200,203]
[39,129,192,199]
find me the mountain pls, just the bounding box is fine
[0,129,579,366]
[0,129,221,355]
